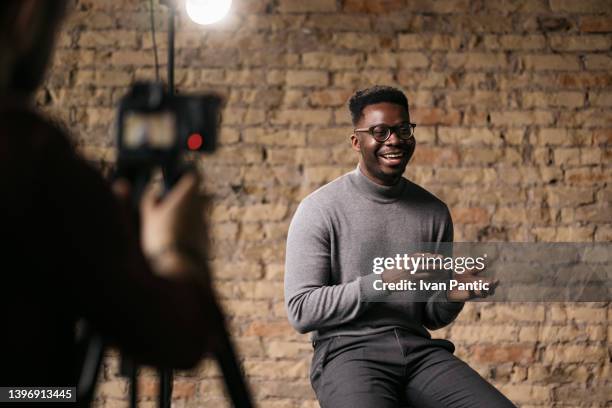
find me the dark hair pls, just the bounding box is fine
[0,1,68,93]
[348,85,409,125]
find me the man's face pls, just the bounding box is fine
[350,102,415,186]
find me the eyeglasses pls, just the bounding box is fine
[354,122,416,143]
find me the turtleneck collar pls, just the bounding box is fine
[348,164,407,203]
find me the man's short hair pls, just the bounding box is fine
[348,85,409,125]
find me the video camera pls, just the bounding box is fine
[115,82,223,192]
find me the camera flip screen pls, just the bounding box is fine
[123,111,177,150]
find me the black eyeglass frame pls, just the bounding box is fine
[354,122,417,143]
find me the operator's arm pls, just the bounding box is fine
[422,207,464,330]
[284,198,386,334]
[43,131,213,369]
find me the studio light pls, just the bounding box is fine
[185,0,232,25]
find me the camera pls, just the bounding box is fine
[115,82,223,190]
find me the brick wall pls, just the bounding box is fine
[40,0,611,406]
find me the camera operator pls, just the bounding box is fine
[0,0,216,390]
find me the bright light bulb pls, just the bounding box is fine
[185,0,232,25]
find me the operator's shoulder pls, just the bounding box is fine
[297,171,353,212]
[403,178,450,213]
[0,107,73,153]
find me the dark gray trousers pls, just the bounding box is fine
[310,328,517,408]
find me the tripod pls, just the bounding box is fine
[76,285,254,407]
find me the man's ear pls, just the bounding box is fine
[350,133,361,152]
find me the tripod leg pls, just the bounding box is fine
[76,330,105,407]
[159,369,173,408]
[119,356,138,408]
[130,369,138,408]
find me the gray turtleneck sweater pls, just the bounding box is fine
[284,166,464,340]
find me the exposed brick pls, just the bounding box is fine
[461,147,503,164]
[550,0,612,13]
[404,0,471,13]
[411,146,460,166]
[489,35,547,50]
[211,261,263,280]
[439,127,501,145]
[446,91,506,108]
[243,321,297,338]
[303,14,372,31]
[472,344,536,364]
[590,91,612,106]
[543,345,608,364]
[411,108,461,126]
[224,69,266,86]
[522,91,584,108]
[302,52,364,69]
[537,128,593,146]
[286,70,329,87]
[304,165,349,183]
[278,0,337,13]
[447,53,507,70]
[333,70,395,88]
[365,51,398,68]
[579,16,612,32]
[399,34,462,50]
[309,89,353,107]
[549,34,611,51]
[78,30,139,48]
[486,0,549,13]
[449,15,513,32]
[499,384,550,404]
[110,50,165,66]
[584,54,612,70]
[566,307,607,322]
[480,305,546,322]
[343,0,405,13]
[554,385,612,404]
[451,207,490,224]
[270,109,332,126]
[521,54,580,71]
[490,111,555,126]
[558,109,612,128]
[397,52,429,69]
[243,128,307,146]
[452,324,518,343]
[332,33,384,51]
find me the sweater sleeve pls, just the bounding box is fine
[423,205,464,330]
[284,198,382,334]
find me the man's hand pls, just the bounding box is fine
[381,252,444,284]
[447,263,499,302]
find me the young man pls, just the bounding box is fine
[285,86,515,407]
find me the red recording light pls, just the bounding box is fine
[187,133,203,150]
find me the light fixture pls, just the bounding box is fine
[185,0,232,25]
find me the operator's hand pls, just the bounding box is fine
[446,261,499,302]
[139,172,209,279]
[113,174,219,353]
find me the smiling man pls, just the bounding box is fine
[284,86,514,407]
